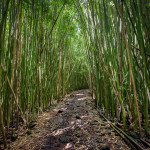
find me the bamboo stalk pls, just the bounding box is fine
[0,101,7,149]
[1,64,27,124]
[122,25,141,133]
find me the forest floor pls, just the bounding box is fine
[7,89,130,150]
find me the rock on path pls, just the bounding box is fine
[8,89,130,150]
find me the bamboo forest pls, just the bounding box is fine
[0,0,150,149]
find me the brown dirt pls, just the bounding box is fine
[7,89,130,150]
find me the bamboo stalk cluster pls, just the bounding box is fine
[76,0,150,135]
[0,0,88,147]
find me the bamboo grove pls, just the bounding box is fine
[0,0,150,148]
[0,0,88,147]
[76,0,150,135]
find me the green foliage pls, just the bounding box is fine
[11,134,18,142]
[27,130,32,136]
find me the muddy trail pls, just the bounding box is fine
[8,90,130,150]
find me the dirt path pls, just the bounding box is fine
[8,90,130,150]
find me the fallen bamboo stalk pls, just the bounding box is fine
[110,122,136,150]
[140,139,150,148]
[113,124,144,150]
[99,113,144,150]
[1,64,27,125]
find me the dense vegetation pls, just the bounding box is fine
[0,0,150,148]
